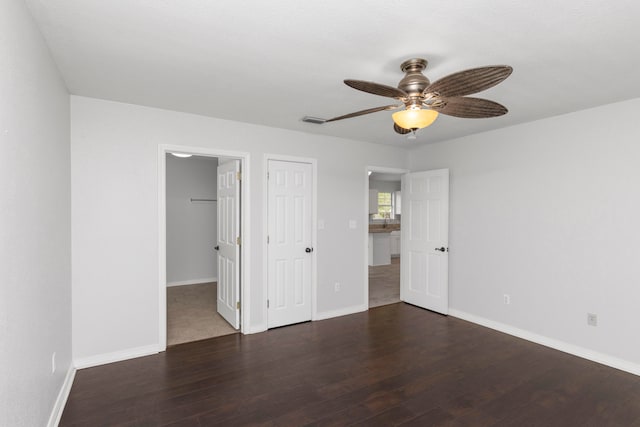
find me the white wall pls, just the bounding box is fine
[0,1,72,425]
[166,155,218,285]
[407,98,640,371]
[71,96,407,362]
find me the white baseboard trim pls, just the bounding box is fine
[166,277,217,287]
[47,366,75,427]
[314,304,368,321]
[449,308,640,377]
[74,344,160,370]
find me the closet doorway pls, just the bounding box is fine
[160,147,249,349]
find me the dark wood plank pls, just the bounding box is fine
[60,303,640,426]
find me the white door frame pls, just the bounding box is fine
[363,165,409,308]
[158,144,251,351]
[263,154,318,326]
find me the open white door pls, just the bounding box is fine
[216,160,241,329]
[267,159,313,328]
[400,169,449,314]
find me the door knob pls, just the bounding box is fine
[435,247,446,252]
[214,245,220,251]
[305,247,314,253]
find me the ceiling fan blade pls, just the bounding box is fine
[424,66,513,98]
[325,104,401,122]
[434,97,508,118]
[393,123,411,134]
[344,80,408,99]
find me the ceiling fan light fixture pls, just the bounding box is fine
[392,108,439,130]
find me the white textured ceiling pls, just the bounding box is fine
[25,0,640,146]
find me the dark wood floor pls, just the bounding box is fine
[61,304,640,426]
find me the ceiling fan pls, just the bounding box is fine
[316,58,512,135]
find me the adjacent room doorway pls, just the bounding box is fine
[364,167,450,315]
[367,169,404,308]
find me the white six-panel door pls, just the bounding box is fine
[216,160,241,329]
[400,169,449,314]
[267,160,313,328]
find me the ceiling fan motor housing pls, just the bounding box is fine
[398,58,431,98]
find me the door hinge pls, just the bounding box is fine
[236,236,241,246]
[267,299,270,308]
[236,171,242,181]
[267,172,269,180]
[267,235,270,244]
[236,301,240,310]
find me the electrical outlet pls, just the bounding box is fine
[334,282,340,292]
[503,294,511,305]
[587,313,598,327]
[51,352,56,374]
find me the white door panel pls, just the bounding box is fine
[401,169,449,314]
[216,160,240,329]
[268,160,313,328]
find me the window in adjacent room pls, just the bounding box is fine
[373,192,394,220]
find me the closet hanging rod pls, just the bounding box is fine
[190,198,217,202]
